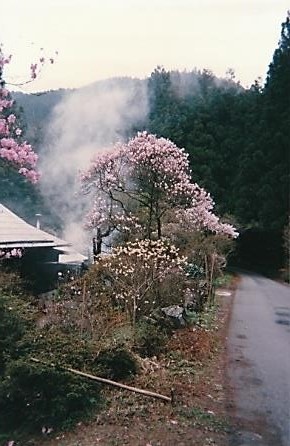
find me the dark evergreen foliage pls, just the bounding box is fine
[147,15,289,237]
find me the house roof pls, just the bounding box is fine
[0,203,69,249]
[56,248,88,264]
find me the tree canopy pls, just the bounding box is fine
[146,14,289,234]
[82,131,237,255]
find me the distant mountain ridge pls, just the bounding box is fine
[11,76,150,148]
[12,88,70,146]
[11,71,240,152]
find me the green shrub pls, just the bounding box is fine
[0,359,102,434]
[0,292,108,437]
[0,294,34,374]
[96,347,138,380]
[214,273,233,287]
[184,263,205,279]
[18,326,100,371]
[0,269,28,296]
[133,321,169,357]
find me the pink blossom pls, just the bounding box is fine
[0,119,8,135]
[82,132,238,240]
[0,248,23,259]
[176,197,238,238]
[0,49,40,182]
[7,114,16,124]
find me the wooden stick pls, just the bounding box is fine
[30,357,172,403]
[80,281,86,336]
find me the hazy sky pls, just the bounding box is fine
[1,0,288,92]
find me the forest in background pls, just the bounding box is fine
[1,15,289,273]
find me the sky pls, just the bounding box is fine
[0,0,289,93]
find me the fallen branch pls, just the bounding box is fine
[30,357,172,403]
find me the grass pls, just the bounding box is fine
[177,406,231,433]
[214,272,234,288]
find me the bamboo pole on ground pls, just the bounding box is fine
[30,357,172,403]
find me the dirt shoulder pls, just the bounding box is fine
[27,279,238,446]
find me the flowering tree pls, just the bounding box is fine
[82,132,196,241]
[0,50,41,183]
[0,46,56,184]
[0,47,55,260]
[175,194,238,238]
[102,238,188,327]
[82,132,238,254]
[81,132,238,316]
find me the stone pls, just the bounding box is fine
[161,305,186,328]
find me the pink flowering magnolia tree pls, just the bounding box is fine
[82,132,238,255]
[0,47,55,260]
[0,47,51,184]
[82,132,195,239]
[175,190,239,239]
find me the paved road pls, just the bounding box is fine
[228,273,290,446]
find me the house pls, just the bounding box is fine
[0,203,87,292]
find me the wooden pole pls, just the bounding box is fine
[80,281,86,336]
[30,357,172,403]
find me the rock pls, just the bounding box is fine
[161,305,186,328]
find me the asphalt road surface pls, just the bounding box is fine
[228,273,290,446]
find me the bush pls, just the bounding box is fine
[96,347,138,380]
[0,288,140,437]
[0,294,34,374]
[184,263,205,279]
[0,269,27,296]
[134,321,169,358]
[0,359,102,434]
[18,326,100,371]
[0,294,103,436]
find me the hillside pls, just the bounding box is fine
[12,89,69,147]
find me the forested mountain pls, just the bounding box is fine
[1,15,288,267]
[145,12,289,270]
[146,15,289,242]
[146,28,289,234]
[12,89,68,148]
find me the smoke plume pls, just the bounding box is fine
[39,77,148,251]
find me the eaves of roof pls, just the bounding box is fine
[0,241,68,249]
[0,204,70,249]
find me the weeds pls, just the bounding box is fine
[178,406,230,433]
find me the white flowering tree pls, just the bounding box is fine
[102,239,188,327]
[0,248,23,261]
